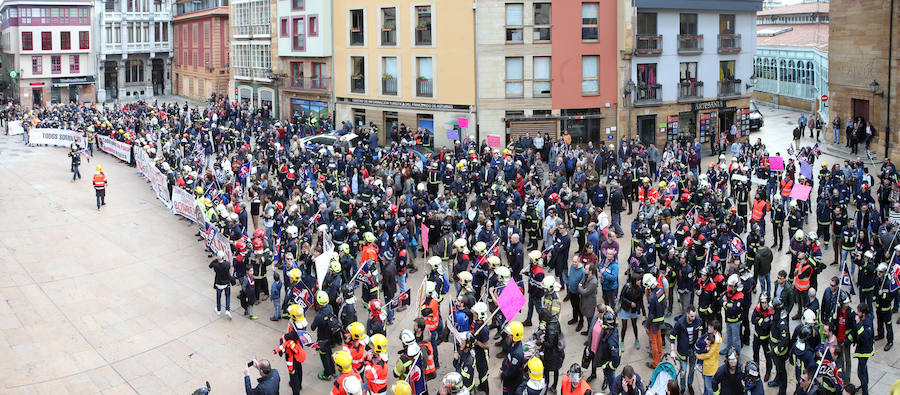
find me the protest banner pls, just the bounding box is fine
[750,176,768,186]
[769,156,784,171]
[790,184,812,201]
[421,223,429,254]
[97,134,132,162]
[446,129,459,141]
[457,117,469,128]
[27,128,86,148]
[486,135,502,148]
[172,187,200,222]
[6,120,24,136]
[204,223,234,263]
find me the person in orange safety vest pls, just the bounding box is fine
[332,350,362,395]
[92,165,108,210]
[560,363,592,395]
[420,281,442,371]
[275,304,309,395]
[364,333,390,395]
[344,322,367,372]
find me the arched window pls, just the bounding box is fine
[788,60,795,82]
[125,60,143,83]
[779,59,786,81]
[806,61,815,85]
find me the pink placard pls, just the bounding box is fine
[420,223,429,253]
[498,279,526,322]
[789,184,811,201]
[487,135,502,148]
[458,117,469,128]
[769,156,784,171]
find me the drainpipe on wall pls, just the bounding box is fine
[473,0,480,144]
[887,0,894,159]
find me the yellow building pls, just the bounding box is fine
[332,0,476,147]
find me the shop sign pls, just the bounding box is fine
[339,97,472,112]
[51,76,95,87]
[692,100,726,111]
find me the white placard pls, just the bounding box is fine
[27,128,86,147]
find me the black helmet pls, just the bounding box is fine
[744,361,760,380]
[602,311,616,326]
[567,364,582,383]
[771,297,784,311]
[839,290,851,306]
[341,283,355,299]
[799,325,813,342]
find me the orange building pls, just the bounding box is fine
[172,0,230,102]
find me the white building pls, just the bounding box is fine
[627,0,762,147]
[96,0,173,102]
[230,0,276,115]
[0,0,98,107]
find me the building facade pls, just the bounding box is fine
[622,0,762,149]
[230,0,276,116]
[332,0,476,147]
[96,0,173,102]
[828,0,899,161]
[0,0,97,107]
[273,0,332,120]
[753,2,828,119]
[173,0,230,102]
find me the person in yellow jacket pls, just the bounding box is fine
[696,320,722,395]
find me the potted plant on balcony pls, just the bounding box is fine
[352,73,364,80]
[383,73,395,80]
[416,22,429,31]
[383,23,395,31]
[416,75,429,82]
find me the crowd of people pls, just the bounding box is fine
[11,97,900,395]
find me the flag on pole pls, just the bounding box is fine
[890,264,900,292]
[729,234,746,257]
[841,268,856,295]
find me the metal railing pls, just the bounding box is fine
[677,34,703,54]
[635,84,662,104]
[283,76,329,91]
[415,29,432,46]
[634,34,663,55]
[678,81,703,100]
[351,77,366,93]
[382,78,397,95]
[717,34,741,54]
[176,0,228,16]
[718,80,742,97]
[416,78,433,97]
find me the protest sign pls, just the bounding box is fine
[769,156,784,171]
[498,279,526,322]
[790,184,812,201]
[97,134,132,162]
[28,128,86,148]
[486,135,502,148]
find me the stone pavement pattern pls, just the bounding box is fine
[0,103,899,394]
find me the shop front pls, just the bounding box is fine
[659,99,751,149]
[51,76,96,104]
[335,97,474,148]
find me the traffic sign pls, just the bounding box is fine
[9,70,17,79]
[821,94,828,102]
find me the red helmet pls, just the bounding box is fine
[235,239,246,252]
[252,238,264,251]
[319,174,326,181]
[549,192,559,202]
[253,228,265,238]
[390,204,398,215]
[276,201,285,210]
[342,185,350,194]
[683,236,694,248]
[369,299,383,314]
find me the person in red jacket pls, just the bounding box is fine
[92,165,108,210]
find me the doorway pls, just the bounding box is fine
[637,115,657,147]
[104,61,118,100]
[719,108,735,142]
[384,111,398,134]
[68,86,78,104]
[152,59,164,95]
[852,98,870,123]
[31,88,43,108]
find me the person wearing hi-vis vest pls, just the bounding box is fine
[92,165,107,210]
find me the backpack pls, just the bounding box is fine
[327,312,343,342]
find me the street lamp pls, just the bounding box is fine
[624,79,635,141]
[623,79,635,100]
[745,74,758,91]
[870,80,884,97]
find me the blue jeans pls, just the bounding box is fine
[726,321,742,354]
[398,272,408,293]
[841,249,853,276]
[272,297,280,317]
[833,128,841,144]
[679,355,697,390]
[611,211,624,236]
[757,273,771,300]
[386,303,395,324]
[72,164,81,180]
[703,375,714,395]
[216,285,231,311]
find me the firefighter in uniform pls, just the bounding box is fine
[752,293,774,382]
[454,332,479,395]
[817,197,832,249]
[251,237,272,302]
[851,303,874,395]
[523,250,545,327]
[769,298,791,395]
[499,321,525,395]
[724,274,746,353]
[92,165,108,210]
[332,350,363,395]
[596,311,620,386]
[421,281,443,366]
[275,304,309,394]
[771,195,786,250]
[519,357,546,395]
[364,334,389,395]
[344,322,367,372]
[644,273,666,369]
[875,263,894,351]
[394,329,428,395]
[427,162,441,197]
[472,302,491,395]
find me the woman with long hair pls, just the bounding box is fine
[619,272,645,350]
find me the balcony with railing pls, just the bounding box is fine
[382,77,397,95]
[718,79,742,98]
[234,67,269,81]
[282,76,330,92]
[351,76,366,93]
[717,34,741,54]
[104,42,123,53]
[678,81,704,102]
[416,78,433,97]
[415,28,432,46]
[126,42,152,51]
[677,34,703,55]
[176,0,229,16]
[152,41,171,52]
[634,34,663,56]
[634,83,662,106]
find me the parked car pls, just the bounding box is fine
[749,101,764,130]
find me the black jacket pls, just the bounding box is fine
[209,259,231,286]
[244,369,280,395]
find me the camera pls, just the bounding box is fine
[247,360,256,368]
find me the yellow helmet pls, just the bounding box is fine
[659,181,667,189]
[506,321,524,342]
[340,243,351,254]
[528,357,544,381]
[458,271,473,286]
[503,148,511,155]
[392,381,412,395]
[204,198,213,208]
[364,232,376,243]
[287,304,304,321]
[289,268,302,283]
[96,164,103,171]
[473,241,486,253]
[333,350,353,373]
[371,333,388,353]
[195,186,204,194]
[330,261,342,273]
[316,290,329,306]
[487,255,501,269]
[348,321,365,340]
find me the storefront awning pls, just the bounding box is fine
[51,76,95,88]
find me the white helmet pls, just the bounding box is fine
[541,276,557,291]
[878,262,889,272]
[399,329,416,346]
[794,229,805,240]
[802,309,817,325]
[287,225,299,238]
[472,302,489,321]
[807,232,818,241]
[727,274,740,288]
[495,266,511,283]
[428,256,442,269]
[642,273,658,289]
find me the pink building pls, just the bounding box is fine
[550,1,618,145]
[0,0,97,107]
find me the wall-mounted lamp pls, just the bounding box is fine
[870,80,884,97]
